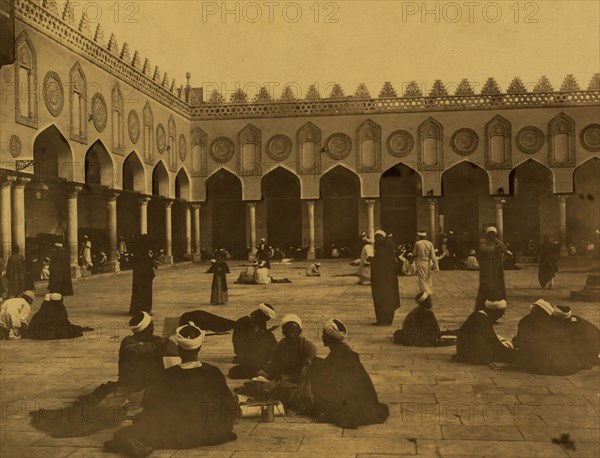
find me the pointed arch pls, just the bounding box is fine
[296,122,321,174]
[15,30,38,128]
[356,119,381,172]
[485,114,511,168]
[441,160,490,195]
[509,159,553,196]
[123,151,146,193]
[261,166,301,248]
[175,167,191,201]
[142,102,154,163]
[111,83,124,154]
[168,115,177,170]
[569,157,599,242]
[85,140,115,187]
[152,160,170,197]
[418,117,443,170]
[548,112,576,166]
[69,61,87,143]
[33,125,73,182]
[237,123,262,176]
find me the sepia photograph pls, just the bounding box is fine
[0,0,599,456]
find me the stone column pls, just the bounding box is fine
[139,197,150,235]
[66,185,82,278]
[192,203,201,261]
[495,197,506,240]
[11,177,30,255]
[306,201,316,260]
[184,204,192,260]
[105,191,120,272]
[247,202,257,260]
[428,198,437,247]
[164,200,173,264]
[558,194,569,256]
[0,176,15,267]
[365,199,376,242]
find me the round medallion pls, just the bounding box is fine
[451,128,479,156]
[179,134,187,161]
[91,93,107,132]
[156,123,166,154]
[266,134,292,161]
[516,126,545,154]
[128,110,140,144]
[386,130,414,157]
[580,124,600,152]
[43,71,64,117]
[9,135,21,158]
[325,133,352,160]
[210,137,235,163]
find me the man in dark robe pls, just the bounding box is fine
[475,226,508,310]
[179,309,235,333]
[208,254,230,305]
[256,238,272,269]
[306,319,389,429]
[105,322,237,457]
[552,305,600,368]
[538,236,559,288]
[25,293,85,340]
[512,299,579,375]
[129,235,156,315]
[453,299,514,365]
[394,292,456,347]
[370,230,400,326]
[229,303,278,379]
[48,243,74,297]
[6,244,25,298]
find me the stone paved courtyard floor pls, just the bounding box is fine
[1,260,599,458]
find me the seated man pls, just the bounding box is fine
[552,305,599,367]
[400,253,417,276]
[254,261,271,284]
[394,292,456,347]
[105,322,238,457]
[453,300,514,365]
[236,260,258,284]
[306,263,321,277]
[0,290,34,340]
[512,299,578,375]
[307,319,389,429]
[229,303,278,379]
[25,293,86,340]
[465,249,479,270]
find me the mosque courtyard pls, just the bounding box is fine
[1,260,599,458]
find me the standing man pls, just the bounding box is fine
[475,226,508,310]
[357,235,374,285]
[413,231,439,295]
[129,235,156,316]
[538,235,559,289]
[48,242,73,297]
[5,244,25,298]
[256,238,273,269]
[370,230,400,326]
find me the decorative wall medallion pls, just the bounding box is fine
[580,124,600,152]
[128,110,140,144]
[386,130,414,157]
[43,71,64,117]
[451,128,479,156]
[91,93,107,132]
[516,126,544,154]
[156,123,166,154]
[326,133,352,160]
[9,135,21,158]
[266,134,292,161]
[179,134,187,161]
[210,137,235,163]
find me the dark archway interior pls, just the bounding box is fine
[569,158,599,247]
[380,164,421,243]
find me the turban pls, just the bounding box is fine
[85,241,92,248]
[175,322,205,350]
[531,299,553,316]
[45,293,62,301]
[130,311,152,333]
[210,259,216,263]
[315,262,321,266]
[281,314,302,329]
[54,242,63,247]
[485,226,498,234]
[324,318,348,341]
[374,230,387,238]
[469,249,476,255]
[22,290,35,301]
[552,305,572,319]
[258,302,276,319]
[485,299,507,310]
[415,291,430,304]
[417,231,427,237]
[251,260,259,266]
[258,261,267,268]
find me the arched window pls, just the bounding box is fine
[296,122,321,174]
[485,115,511,169]
[356,119,381,172]
[143,102,154,162]
[111,84,124,154]
[548,113,576,167]
[15,31,37,128]
[237,124,261,176]
[70,62,87,143]
[418,117,443,170]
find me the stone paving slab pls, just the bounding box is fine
[1,260,598,457]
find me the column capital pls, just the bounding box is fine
[106,190,120,201]
[191,202,202,210]
[246,201,257,208]
[1,175,17,188]
[65,183,83,197]
[494,196,507,205]
[427,197,438,206]
[557,193,570,202]
[138,196,151,205]
[163,199,174,208]
[305,200,315,207]
[14,177,32,188]
[364,199,376,206]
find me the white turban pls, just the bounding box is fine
[45,293,62,301]
[417,231,427,237]
[130,311,152,333]
[531,299,553,316]
[485,226,498,234]
[485,299,507,310]
[374,230,387,238]
[22,290,35,301]
[324,318,348,341]
[175,322,205,350]
[552,305,572,319]
[258,303,276,319]
[258,261,267,268]
[416,291,430,304]
[281,314,302,329]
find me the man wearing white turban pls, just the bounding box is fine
[475,226,509,310]
[412,231,439,295]
[26,293,85,340]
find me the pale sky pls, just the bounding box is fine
[58,0,600,100]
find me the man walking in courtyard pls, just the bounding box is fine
[476,226,508,310]
[413,231,439,295]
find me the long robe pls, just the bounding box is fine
[475,238,507,310]
[256,243,272,268]
[309,343,389,429]
[370,239,400,325]
[357,242,374,284]
[129,248,155,315]
[229,315,277,379]
[179,310,236,332]
[48,247,73,297]
[394,306,442,347]
[25,299,83,340]
[454,310,513,365]
[108,364,237,452]
[538,241,559,288]
[6,253,25,298]
[208,261,230,304]
[118,334,167,393]
[413,239,439,295]
[561,316,600,366]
